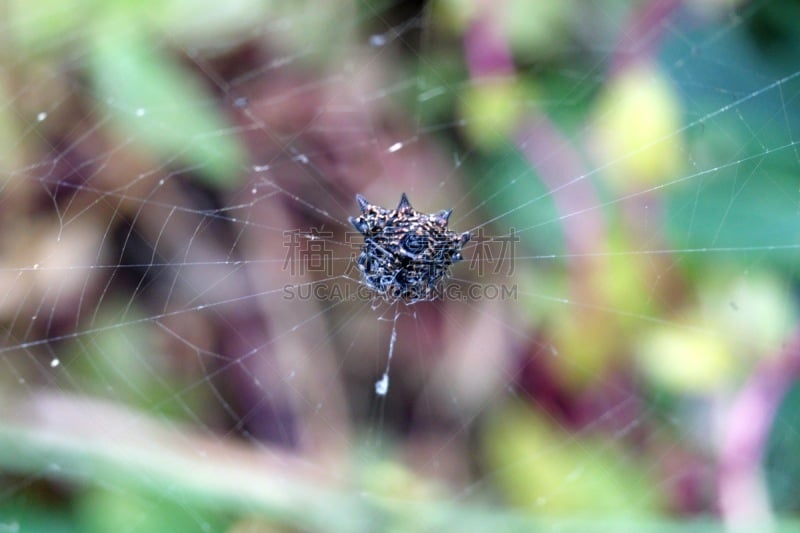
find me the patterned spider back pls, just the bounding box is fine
[349,193,470,303]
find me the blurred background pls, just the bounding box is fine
[2,0,800,530]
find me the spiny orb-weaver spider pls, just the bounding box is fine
[349,193,470,303]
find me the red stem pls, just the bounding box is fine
[718,328,800,527]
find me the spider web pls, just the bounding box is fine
[1,0,800,530]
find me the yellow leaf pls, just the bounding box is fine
[593,63,683,191]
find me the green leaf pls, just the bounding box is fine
[89,20,245,189]
[0,494,77,533]
[665,169,800,272]
[765,382,800,513]
[9,0,98,54]
[662,24,800,274]
[471,146,564,258]
[65,301,208,419]
[77,487,228,533]
[483,404,663,516]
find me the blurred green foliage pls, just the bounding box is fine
[78,487,229,533]
[484,404,662,515]
[89,27,245,189]
[472,147,564,257]
[10,0,259,188]
[765,383,800,513]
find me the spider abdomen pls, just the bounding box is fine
[349,193,470,303]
